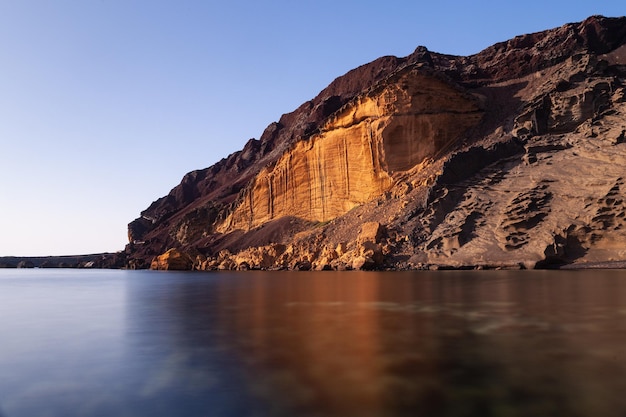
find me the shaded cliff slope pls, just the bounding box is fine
[126,16,626,270]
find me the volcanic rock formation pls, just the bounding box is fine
[125,16,626,270]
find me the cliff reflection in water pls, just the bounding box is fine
[141,270,626,417]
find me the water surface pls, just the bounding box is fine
[1,269,625,416]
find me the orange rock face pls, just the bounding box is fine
[219,69,483,232]
[150,248,193,271]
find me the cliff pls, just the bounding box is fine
[218,68,483,232]
[125,15,626,270]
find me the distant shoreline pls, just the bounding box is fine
[0,253,122,269]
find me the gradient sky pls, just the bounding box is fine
[1,1,624,256]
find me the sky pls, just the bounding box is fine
[0,1,624,256]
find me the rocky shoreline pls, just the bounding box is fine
[2,250,626,271]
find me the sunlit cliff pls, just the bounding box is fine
[125,16,626,270]
[218,69,483,232]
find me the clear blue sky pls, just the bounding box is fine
[1,1,623,256]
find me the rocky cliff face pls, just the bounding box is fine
[125,15,626,270]
[218,68,483,232]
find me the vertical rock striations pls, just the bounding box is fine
[219,68,483,232]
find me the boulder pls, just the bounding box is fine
[358,222,385,244]
[150,248,193,271]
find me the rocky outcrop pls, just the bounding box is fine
[417,59,626,268]
[150,248,193,271]
[201,221,390,271]
[126,15,626,270]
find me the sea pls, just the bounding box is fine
[1,268,626,417]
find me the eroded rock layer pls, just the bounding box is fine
[123,15,626,271]
[219,69,483,232]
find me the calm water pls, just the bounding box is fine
[1,269,626,417]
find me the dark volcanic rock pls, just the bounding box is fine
[0,253,125,269]
[16,261,35,268]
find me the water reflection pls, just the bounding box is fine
[131,270,626,417]
[2,269,626,416]
[123,272,253,417]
